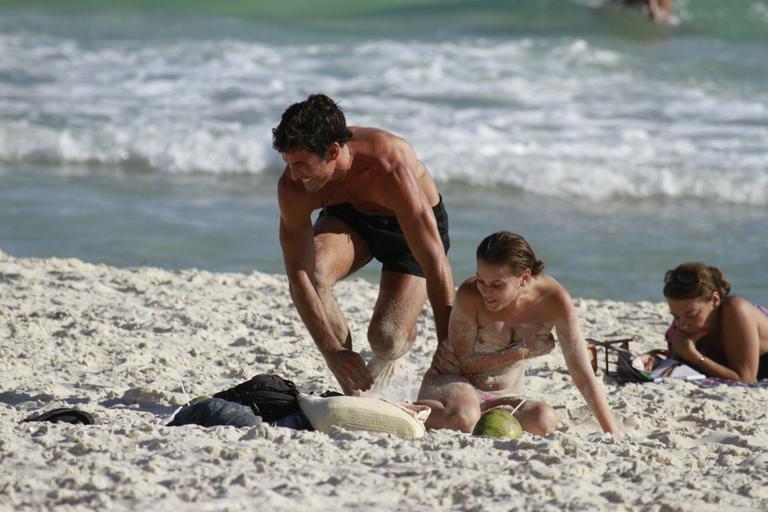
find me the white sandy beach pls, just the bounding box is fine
[1,250,766,511]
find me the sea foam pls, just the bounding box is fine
[1,31,766,205]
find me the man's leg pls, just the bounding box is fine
[366,270,428,382]
[312,215,372,352]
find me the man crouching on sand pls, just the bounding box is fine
[273,94,454,395]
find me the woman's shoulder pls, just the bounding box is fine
[455,277,482,307]
[457,276,479,295]
[533,274,573,307]
[721,295,763,319]
[526,275,574,324]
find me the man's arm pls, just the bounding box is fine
[381,164,454,343]
[278,216,337,355]
[278,179,372,392]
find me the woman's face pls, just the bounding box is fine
[475,259,527,312]
[666,292,720,336]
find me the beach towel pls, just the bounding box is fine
[695,378,768,389]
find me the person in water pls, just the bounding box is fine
[417,231,618,435]
[663,263,768,384]
[273,94,454,395]
[620,0,673,23]
[645,0,673,23]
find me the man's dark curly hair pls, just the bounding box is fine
[272,94,353,156]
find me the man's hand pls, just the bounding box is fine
[322,348,374,394]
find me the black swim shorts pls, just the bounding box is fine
[318,197,450,278]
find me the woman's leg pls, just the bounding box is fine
[417,368,482,433]
[481,396,559,436]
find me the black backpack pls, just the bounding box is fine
[213,374,301,422]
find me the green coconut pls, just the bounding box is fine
[472,408,524,440]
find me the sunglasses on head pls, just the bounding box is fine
[664,268,699,285]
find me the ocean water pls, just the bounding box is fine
[1,0,766,304]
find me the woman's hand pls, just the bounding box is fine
[517,332,556,359]
[666,326,702,362]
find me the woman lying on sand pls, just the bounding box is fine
[663,263,768,384]
[417,231,618,435]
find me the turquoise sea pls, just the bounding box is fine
[1,0,766,303]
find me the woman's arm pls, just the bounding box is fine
[553,291,619,434]
[720,299,761,384]
[666,297,762,384]
[460,333,555,375]
[666,326,742,381]
[429,282,479,373]
[433,281,553,376]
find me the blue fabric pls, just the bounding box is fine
[270,410,313,430]
[167,398,262,428]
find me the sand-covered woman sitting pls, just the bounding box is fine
[417,231,618,436]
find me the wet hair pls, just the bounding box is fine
[663,262,732,301]
[476,231,544,277]
[272,94,353,156]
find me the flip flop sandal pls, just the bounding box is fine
[21,408,95,425]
